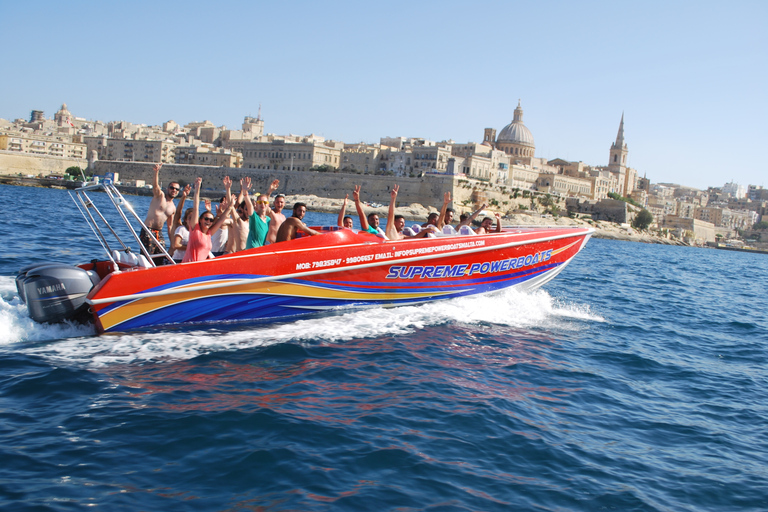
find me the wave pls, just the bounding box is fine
[0,276,603,367]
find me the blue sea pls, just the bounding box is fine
[1,183,767,511]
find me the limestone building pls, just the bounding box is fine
[0,132,86,159]
[242,135,343,171]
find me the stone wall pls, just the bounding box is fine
[661,216,716,243]
[91,161,567,215]
[0,151,87,176]
[92,161,459,208]
[566,197,629,223]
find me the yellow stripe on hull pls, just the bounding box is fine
[98,279,457,331]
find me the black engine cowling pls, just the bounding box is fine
[16,264,101,324]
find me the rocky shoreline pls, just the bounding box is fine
[0,177,683,246]
[284,194,685,246]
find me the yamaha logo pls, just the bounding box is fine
[37,283,66,295]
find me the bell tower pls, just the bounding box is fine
[609,113,628,170]
[608,113,629,196]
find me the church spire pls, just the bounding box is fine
[614,112,626,149]
[609,112,628,168]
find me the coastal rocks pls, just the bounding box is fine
[282,194,678,245]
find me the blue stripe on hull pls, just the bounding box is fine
[107,263,561,332]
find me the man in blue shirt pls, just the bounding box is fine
[353,184,387,238]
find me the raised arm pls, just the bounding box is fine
[151,163,163,198]
[267,179,279,196]
[337,194,348,228]
[236,177,245,206]
[458,203,488,227]
[353,185,369,231]
[265,205,279,244]
[385,185,399,240]
[437,192,451,229]
[192,177,202,226]
[225,193,237,254]
[494,212,503,233]
[171,184,191,233]
[209,195,235,236]
[223,176,233,201]
[241,177,254,218]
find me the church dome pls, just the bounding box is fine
[497,101,534,147]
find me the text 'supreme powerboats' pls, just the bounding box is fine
[17,181,594,333]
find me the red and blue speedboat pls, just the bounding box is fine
[16,181,594,333]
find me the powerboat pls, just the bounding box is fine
[16,181,594,333]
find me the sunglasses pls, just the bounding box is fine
[169,186,180,191]
[256,200,269,205]
[202,217,215,222]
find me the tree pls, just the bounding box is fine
[65,165,85,178]
[752,221,768,230]
[632,209,653,230]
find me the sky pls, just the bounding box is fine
[1,0,766,190]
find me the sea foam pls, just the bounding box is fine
[1,275,602,367]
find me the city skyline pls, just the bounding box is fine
[1,1,765,190]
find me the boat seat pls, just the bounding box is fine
[442,225,457,235]
[410,224,421,234]
[112,250,152,268]
[458,225,476,236]
[403,227,416,237]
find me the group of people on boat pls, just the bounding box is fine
[336,185,502,241]
[140,163,503,264]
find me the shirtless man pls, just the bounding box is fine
[475,212,503,234]
[458,203,489,229]
[230,177,252,253]
[141,163,180,258]
[275,203,321,243]
[272,192,287,228]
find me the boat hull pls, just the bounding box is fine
[87,227,593,333]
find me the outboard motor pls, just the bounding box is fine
[16,264,101,324]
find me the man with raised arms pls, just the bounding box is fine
[337,194,354,229]
[141,163,181,259]
[385,184,438,240]
[436,192,454,230]
[458,203,489,230]
[353,184,386,237]
[474,212,503,234]
[275,203,322,243]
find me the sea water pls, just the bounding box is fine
[0,184,766,511]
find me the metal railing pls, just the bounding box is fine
[69,179,176,270]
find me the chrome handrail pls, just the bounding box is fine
[70,179,176,268]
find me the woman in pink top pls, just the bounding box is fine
[182,177,235,263]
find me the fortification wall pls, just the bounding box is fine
[0,151,87,176]
[92,161,457,207]
[91,161,553,215]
